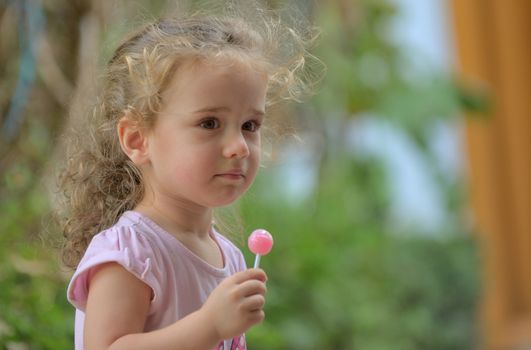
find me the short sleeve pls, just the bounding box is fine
[67,226,161,312]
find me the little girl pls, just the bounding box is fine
[55,5,316,350]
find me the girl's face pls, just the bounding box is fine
[142,58,268,209]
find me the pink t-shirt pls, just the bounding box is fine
[67,210,248,350]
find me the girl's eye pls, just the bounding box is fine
[242,120,261,132]
[199,118,220,129]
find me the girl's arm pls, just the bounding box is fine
[84,262,267,350]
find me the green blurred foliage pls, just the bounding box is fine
[0,0,480,349]
[242,155,478,349]
[0,117,74,348]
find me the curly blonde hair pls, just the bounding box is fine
[55,5,321,269]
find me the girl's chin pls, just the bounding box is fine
[210,198,240,208]
[208,194,245,208]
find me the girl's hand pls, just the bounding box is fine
[201,268,268,341]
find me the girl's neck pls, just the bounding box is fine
[134,198,224,269]
[135,198,213,239]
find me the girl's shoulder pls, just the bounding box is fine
[211,229,247,269]
[67,211,163,311]
[212,229,241,253]
[86,211,158,255]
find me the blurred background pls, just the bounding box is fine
[1,0,530,349]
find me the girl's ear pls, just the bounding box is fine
[117,114,150,165]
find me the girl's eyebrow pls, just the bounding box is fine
[193,106,265,116]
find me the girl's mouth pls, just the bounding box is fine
[215,169,245,180]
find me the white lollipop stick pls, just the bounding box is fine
[253,254,262,268]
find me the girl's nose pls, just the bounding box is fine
[223,132,250,159]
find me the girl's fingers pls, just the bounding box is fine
[247,309,265,324]
[230,268,267,284]
[241,294,266,311]
[237,279,267,298]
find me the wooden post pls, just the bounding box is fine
[449,0,531,348]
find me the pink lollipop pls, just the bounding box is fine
[248,229,273,268]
